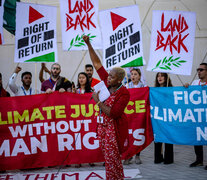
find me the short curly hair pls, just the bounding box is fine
[112,67,126,81]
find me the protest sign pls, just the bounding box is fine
[147,10,196,75]
[99,5,145,70]
[59,0,102,51]
[14,2,57,62]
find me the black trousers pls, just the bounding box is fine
[154,142,174,164]
[194,145,203,162]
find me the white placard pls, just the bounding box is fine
[99,5,145,70]
[14,2,57,63]
[147,10,196,75]
[59,0,102,51]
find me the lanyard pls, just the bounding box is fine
[115,84,122,92]
[49,78,55,87]
[21,86,32,95]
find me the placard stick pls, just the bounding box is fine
[167,73,169,87]
[71,50,87,82]
[83,50,86,69]
[125,69,129,88]
[35,63,37,94]
[176,75,184,86]
[97,49,102,59]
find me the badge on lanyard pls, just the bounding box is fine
[97,116,104,123]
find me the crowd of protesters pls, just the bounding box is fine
[0,40,207,176]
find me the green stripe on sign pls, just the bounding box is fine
[121,57,143,68]
[25,52,55,62]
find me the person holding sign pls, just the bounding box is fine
[184,63,207,170]
[39,63,51,83]
[154,72,174,164]
[41,63,72,93]
[83,35,130,180]
[9,66,38,96]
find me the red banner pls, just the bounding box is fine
[0,87,153,171]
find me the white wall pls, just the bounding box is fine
[1,0,207,96]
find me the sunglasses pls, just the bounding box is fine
[197,68,207,72]
[52,67,60,70]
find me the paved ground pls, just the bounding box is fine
[2,143,207,179]
[128,143,207,180]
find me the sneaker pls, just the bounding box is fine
[135,155,142,164]
[189,161,203,167]
[205,165,207,170]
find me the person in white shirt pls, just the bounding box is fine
[9,66,38,96]
[184,62,207,170]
